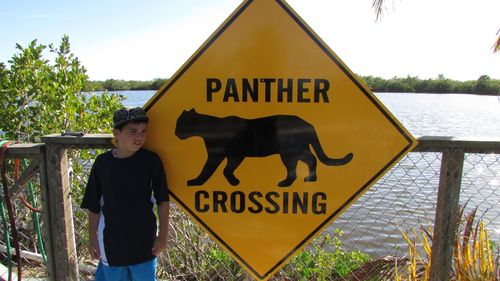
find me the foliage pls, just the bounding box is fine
[0,35,124,142]
[85,78,168,92]
[392,206,500,280]
[0,36,124,264]
[157,209,370,280]
[342,207,500,281]
[86,74,500,96]
[453,208,499,281]
[360,74,500,95]
[275,229,371,280]
[159,207,245,280]
[395,225,432,280]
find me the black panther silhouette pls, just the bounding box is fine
[175,109,353,187]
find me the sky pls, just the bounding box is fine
[1,0,499,81]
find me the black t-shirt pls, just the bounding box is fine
[81,148,169,266]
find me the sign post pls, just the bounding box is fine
[144,0,417,279]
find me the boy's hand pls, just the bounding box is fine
[90,237,101,260]
[88,211,101,260]
[152,236,168,256]
[154,201,169,256]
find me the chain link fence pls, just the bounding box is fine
[1,139,499,280]
[0,156,47,279]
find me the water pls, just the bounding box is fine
[376,92,500,138]
[115,90,500,256]
[115,90,500,138]
[119,90,157,108]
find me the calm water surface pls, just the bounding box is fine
[115,90,500,256]
[117,90,500,138]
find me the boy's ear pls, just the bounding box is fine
[111,137,118,147]
[112,128,120,137]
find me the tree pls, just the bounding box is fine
[150,78,168,90]
[0,36,127,259]
[0,35,124,142]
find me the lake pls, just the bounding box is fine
[115,90,500,256]
[117,90,500,138]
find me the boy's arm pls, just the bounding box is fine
[152,201,169,256]
[88,211,101,260]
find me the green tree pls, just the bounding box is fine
[0,35,124,142]
[150,78,168,90]
[474,75,491,95]
[0,36,126,255]
[360,74,499,95]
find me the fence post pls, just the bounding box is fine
[43,143,79,280]
[4,143,58,280]
[429,148,464,281]
[38,154,57,281]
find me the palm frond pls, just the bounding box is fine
[372,0,385,21]
[493,29,500,53]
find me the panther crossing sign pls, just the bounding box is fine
[144,0,417,280]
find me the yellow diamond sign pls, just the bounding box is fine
[144,0,417,280]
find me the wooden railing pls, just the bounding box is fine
[3,135,500,281]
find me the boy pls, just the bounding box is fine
[81,107,169,281]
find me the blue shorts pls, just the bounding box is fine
[95,258,157,281]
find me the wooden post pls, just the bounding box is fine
[43,143,79,280]
[429,148,464,281]
[4,143,57,281]
[39,133,113,280]
[38,154,57,281]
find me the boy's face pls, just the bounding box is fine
[113,122,148,153]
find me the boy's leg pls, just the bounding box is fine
[95,261,132,281]
[128,258,157,281]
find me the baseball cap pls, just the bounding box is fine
[113,107,149,128]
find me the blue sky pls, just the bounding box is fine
[1,0,499,81]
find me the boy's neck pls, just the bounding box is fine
[112,148,136,159]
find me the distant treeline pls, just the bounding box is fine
[84,78,168,92]
[85,74,500,95]
[362,74,500,95]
